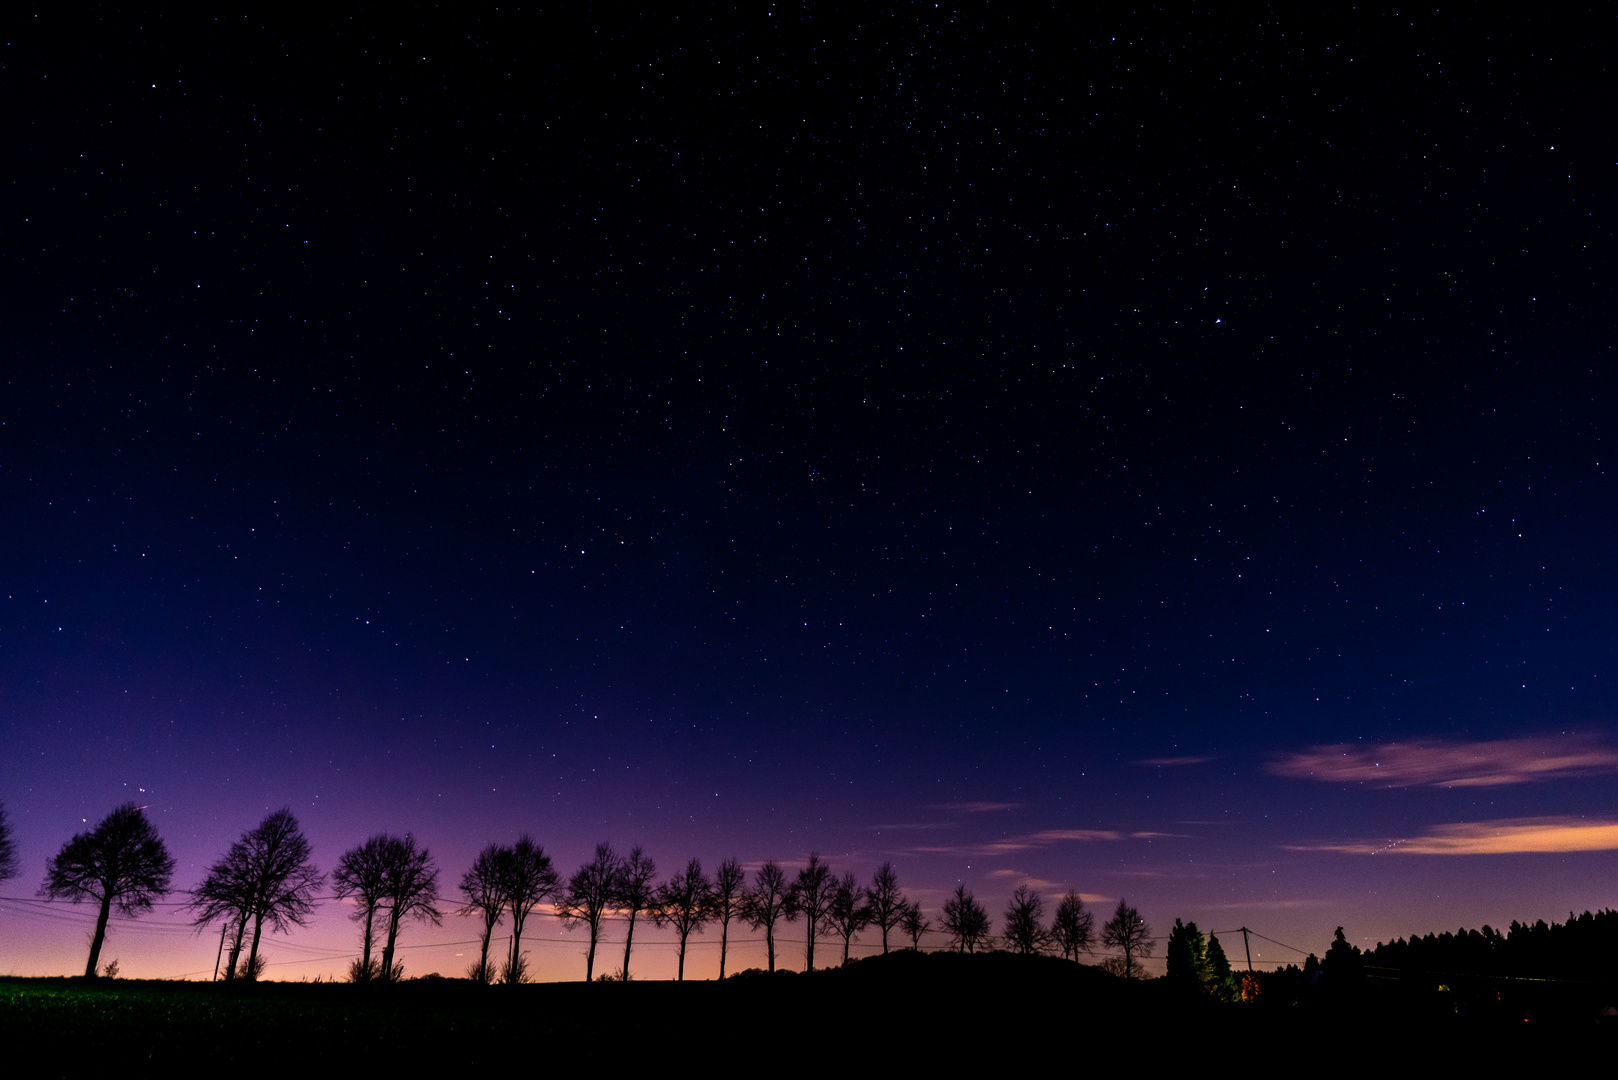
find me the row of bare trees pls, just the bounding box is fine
[479,845,928,981]
[25,802,441,981]
[194,813,443,983]
[450,843,942,982]
[935,882,1154,979]
[15,802,1144,981]
[328,832,441,982]
[190,808,323,981]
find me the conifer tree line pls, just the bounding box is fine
[6,799,1154,981]
[1306,912,1618,987]
[1164,919,1239,1001]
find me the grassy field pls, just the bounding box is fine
[2,950,1610,1072]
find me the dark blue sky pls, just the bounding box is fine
[3,6,1616,980]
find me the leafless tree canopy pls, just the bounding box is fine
[0,800,18,884]
[826,871,870,966]
[654,857,713,981]
[788,853,838,972]
[941,884,991,954]
[332,835,392,982]
[557,842,619,981]
[334,833,439,982]
[1051,891,1096,961]
[41,803,175,978]
[191,846,254,981]
[710,857,747,980]
[901,901,930,950]
[1001,885,1052,957]
[1099,954,1149,980]
[740,858,791,973]
[457,843,508,984]
[865,862,906,954]
[612,844,658,981]
[1101,898,1153,980]
[500,835,559,984]
[189,808,323,981]
[378,833,440,982]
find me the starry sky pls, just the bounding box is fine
[3,6,1616,981]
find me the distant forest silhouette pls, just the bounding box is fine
[1320,910,1618,985]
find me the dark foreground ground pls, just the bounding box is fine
[3,951,1612,1073]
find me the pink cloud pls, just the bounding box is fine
[1270,734,1618,788]
[1287,816,1618,855]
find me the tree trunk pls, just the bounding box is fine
[621,910,637,980]
[508,908,527,981]
[359,904,376,979]
[381,905,402,982]
[676,938,687,981]
[765,926,775,972]
[585,924,598,981]
[474,920,491,982]
[247,910,267,980]
[225,912,248,981]
[85,894,112,977]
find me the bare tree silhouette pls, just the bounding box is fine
[941,884,991,954]
[457,843,508,983]
[740,858,791,973]
[1101,899,1153,980]
[613,845,658,980]
[1051,890,1095,961]
[501,835,559,984]
[1002,885,1052,956]
[332,835,391,981]
[0,800,18,885]
[41,803,175,978]
[377,834,440,982]
[654,857,713,981]
[189,809,323,981]
[710,857,747,979]
[865,862,906,954]
[901,901,930,950]
[191,845,253,981]
[826,871,870,966]
[557,842,619,981]
[789,853,838,972]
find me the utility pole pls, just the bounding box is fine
[1238,926,1254,972]
[212,921,228,981]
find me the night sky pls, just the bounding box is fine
[3,7,1616,981]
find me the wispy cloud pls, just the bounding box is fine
[1026,829,1123,843]
[1287,816,1618,855]
[987,869,1064,890]
[910,828,1120,858]
[1135,756,1216,766]
[1200,898,1336,911]
[984,870,1103,899]
[924,801,1024,813]
[867,821,958,832]
[1270,734,1618,788]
